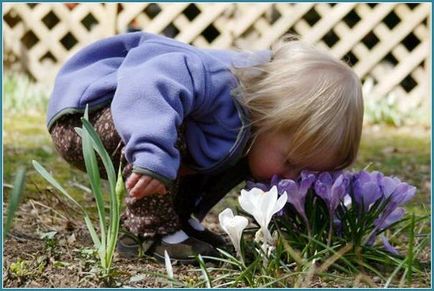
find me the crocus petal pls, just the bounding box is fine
[375,207,405,230]
[278,179,298,196]
[263,186,279,228]
[381,176,401,198]
[392,183,416,205]
[353,171,382,210]
[299,173,316,195]
[239,187,269,230]
[381,234,399,255]
[219,208,248,256]
[330,175,346,211]
[273,191,288,215]
[318,172,334,185]
[239,188,263,220]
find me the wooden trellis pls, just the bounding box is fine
[3,2,431,106]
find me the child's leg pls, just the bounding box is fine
[50,107,215,261]
[121,189,180,238]
[49,106,124,177]
[50,107,181,236]
[173,158,250,248]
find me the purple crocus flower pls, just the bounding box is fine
[381,234,399,255]
[314,172,348,215]
[276,171,316,223]
[376,182,416,227]
[352,171,383,211]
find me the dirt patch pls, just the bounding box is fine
[2,189,224,288]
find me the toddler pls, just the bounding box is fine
[47,32,363,263]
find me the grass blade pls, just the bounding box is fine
[32,160,101,248]
[404,213,416,284]
[4,167,26,238]
[197,255,212,288]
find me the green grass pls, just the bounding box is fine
[3,113,91,204]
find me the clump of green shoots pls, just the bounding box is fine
[32,106,125,277]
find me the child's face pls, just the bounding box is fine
[247,131,339,182]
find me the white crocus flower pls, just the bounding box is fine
[238,186,287,244]
[219,208,248,260]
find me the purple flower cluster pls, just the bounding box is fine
[245,170,416,254]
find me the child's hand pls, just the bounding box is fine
[126,173,167,199]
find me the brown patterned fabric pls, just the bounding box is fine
[50,107,125,178]
[49,106,182,238]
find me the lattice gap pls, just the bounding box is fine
[202,24,220,43]
[144,3,161,19]
[60,32,78,50]
[343,50,359,67]
[81,13,99,31]
[4,9,22,28]
[162,23,180,38]
[21,30,39,50]
[322,29,340,48]
[39,51,57,63]
[361,31,380,50]
[183,4,201,21]
[342,9,361,29]
[304,7,321,27]
[402,32,421,52]
[383,10,400,30]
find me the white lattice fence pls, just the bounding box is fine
[3,2,431,105]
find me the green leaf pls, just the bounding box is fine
[4,167,26,238]
[79,109,107,258]
[32,160,101,249]
[80,106,122,274]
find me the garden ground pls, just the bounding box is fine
[3,109,431,288]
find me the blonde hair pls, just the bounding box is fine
[233,36,364,169]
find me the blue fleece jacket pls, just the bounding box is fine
[47,32,271,185]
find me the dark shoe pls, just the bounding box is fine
[116,232,155,258]
[150,236,219,265]
[182,222,227,249]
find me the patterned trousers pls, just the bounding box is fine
[50,106,181,238]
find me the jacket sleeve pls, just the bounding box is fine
[111,47,208,186]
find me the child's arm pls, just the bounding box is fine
[126,173,167,199]
[112,49,208,188]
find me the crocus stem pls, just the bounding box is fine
[261,242,269,267]
[302,215,312,239]
[235,245,244,265]
[327,213,333,247]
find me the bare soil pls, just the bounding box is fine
[3,189,224,288]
